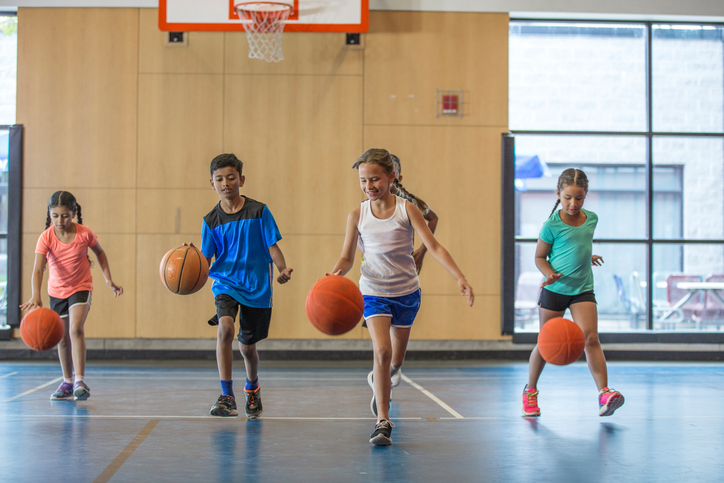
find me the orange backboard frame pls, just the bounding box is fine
[159,0,369,33]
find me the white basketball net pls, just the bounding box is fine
[235,2,292,63]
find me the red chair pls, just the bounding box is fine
[697,274,724,327]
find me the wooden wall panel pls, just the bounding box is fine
[21,234,136,339]
[267,235,364,340]
[364,11,508,127]
[23,188,137,236]
[364,125,504,296]
[137,74,224,189]
[223,74,364,235]
[136,189,220,235]
[413,294,502,340]
[17,8,138,189]
[138,8,224,74]
[226,32,363,76]
[136,234,213,338]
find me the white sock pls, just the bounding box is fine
[63,378,73,384]
[74,375,85,384]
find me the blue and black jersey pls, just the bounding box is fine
[201,197,282,308]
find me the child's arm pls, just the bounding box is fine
[329,208,361,276]
[269,243,293,284]
[19,253,47,310]
[90,243,124,297]
[412,208,438,273]
[406,202,474,306]
[534,239,561,287]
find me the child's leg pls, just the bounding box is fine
[390,325,412,378]
[216,316,236,381]
[367,316,393,421]
[57,316,73,380]
[528,308,565,388]
[569,301,608,391]
[68,303,91,378]
[240,342,259,383]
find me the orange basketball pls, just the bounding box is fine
[305,276,364,336]
[537,317,585,365]
[20,308,64,352]
[159,245,209,295]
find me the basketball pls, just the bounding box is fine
[159,245,209,295]
[20,308,64,352]
[537,317,585,365]
[305,276,364,336]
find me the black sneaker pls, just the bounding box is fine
[245,386,263,419]
[210,395,238,417]
[208,314,219,326]
[369,419,395,446]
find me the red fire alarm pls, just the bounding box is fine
[436,89,463,118]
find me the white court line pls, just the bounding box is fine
[401,373,464,419]
[2,376,62,403]
[2,415,423,421]
[0,372,18,379]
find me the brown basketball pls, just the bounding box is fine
[537,317,585,365]
[20,308,64,352]
[305,276,364,336]
[159,245,209,295]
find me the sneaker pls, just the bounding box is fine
[369,419,395,446]
[50,382,74,400]
[391,370,402,388]
[245,386,263,419]
[73,381,91,401]
[210,395,238,417]
[368,371,391,418]
[598,388,625,417]
[522,385,540,417]
[208,314,219,326]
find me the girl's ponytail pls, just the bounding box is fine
[393,180,430,214]
[76,203,84,225]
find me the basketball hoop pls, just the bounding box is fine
[235,2,292,63]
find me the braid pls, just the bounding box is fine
[394,180,429,213]
[45,211,51,229]
[75,203,83,225]
[549,199,560,217]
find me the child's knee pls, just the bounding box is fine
[374,346,393,364]
[69,324,84,339]
[584,333,601,348]
[216,318,235,342]
[240,343,257,358]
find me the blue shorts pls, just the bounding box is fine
[363,289,421,328]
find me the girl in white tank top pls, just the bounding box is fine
[329,148,474,447]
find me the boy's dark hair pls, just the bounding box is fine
[210,153,243,177]
[46,191,83,229]
[550,168,589,216]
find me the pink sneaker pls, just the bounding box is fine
[522,385,540,417]
[598,387,624,416]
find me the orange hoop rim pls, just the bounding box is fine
[235,2,293,16]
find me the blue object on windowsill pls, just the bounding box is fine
[515,154,550,191]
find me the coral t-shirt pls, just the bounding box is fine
[35,224,97,299]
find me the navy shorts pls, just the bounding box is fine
[362,289,421,328]
[538,288,596,312]
[49,291,92,318]
[214,294,272,345]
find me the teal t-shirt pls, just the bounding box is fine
[538,209,598,296]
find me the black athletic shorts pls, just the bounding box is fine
[49,291,92,318]
[214,294,272,345]
[538,288,596,312]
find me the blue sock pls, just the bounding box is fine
[245,378,258,391]
[220,380,234,398]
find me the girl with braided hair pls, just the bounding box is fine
[390,154,439,274]
[522,168,624,418]
[21,191,123,401]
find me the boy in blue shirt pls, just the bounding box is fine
[201,153,293,418]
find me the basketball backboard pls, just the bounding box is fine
[159,1,368,33]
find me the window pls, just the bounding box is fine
[507,21,724,336]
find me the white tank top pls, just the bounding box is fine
[357,197,420,297]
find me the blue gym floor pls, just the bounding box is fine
[0,360,723,482]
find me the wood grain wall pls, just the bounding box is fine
[17,8,508,341]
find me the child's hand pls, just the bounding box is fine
[592,255,604,266]
[325,270,343,276]
[19,296,42,311]
[107,280,124,297]
[458,279,474,307]
[277,268,293,284]
[412,248,426,274]
[182,242,197,248]
[541,273,562,288]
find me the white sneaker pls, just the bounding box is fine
[391,370,402,387]
[367,370,374,390]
